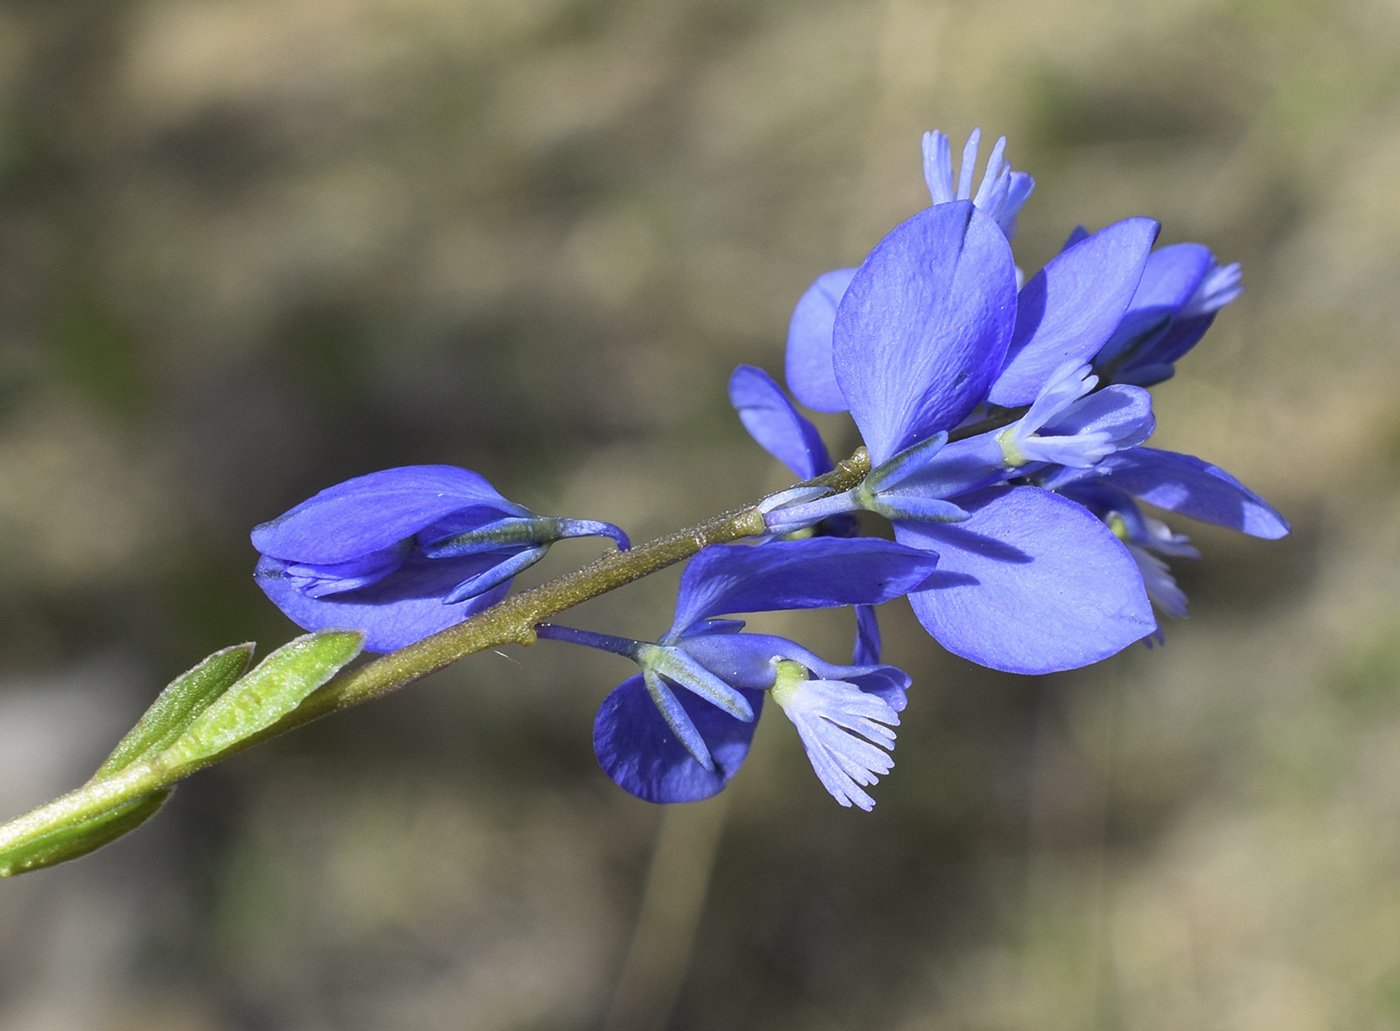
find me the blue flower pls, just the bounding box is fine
[253,465,629,652]
[1073,232,1243,386]
[539,537,936,805]
[741,108,1286,670]
[743,196,1168,671]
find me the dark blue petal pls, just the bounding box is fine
[853,605,882,665]
[1132,313,1216,373]
[1123,244,1214,329]
[833,202,1017,464]
[255,550,510,653]
[594,674,764,803]
[786,268,857,413]
[728,365,833,479]
[990,218,1160,406]
[668,538,939,635]
[898,486,1156,673]
[252,466,527,565]
[1098,447,1290,538]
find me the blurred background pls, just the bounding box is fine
[0,0,1396,1027]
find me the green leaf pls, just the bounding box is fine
[96,643,256,778]
[162,629,364,766]
[0,788,172,877]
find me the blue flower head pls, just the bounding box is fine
[732,128,1287,675]
[253,465,629,652]
[552,537,936,806]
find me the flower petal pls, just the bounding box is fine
[593,674,764,803]
[728,364,833,479]
[1110,243,1214,344]
[786,268,857,413]
[252,466,526,565]
[990,218,1160,406]
[833,201,1017,464]
[898,486,1156,673]
[853,605,881,665]
[1098,447,1290,538]
[254,550,510,653]
[668,538,938,635]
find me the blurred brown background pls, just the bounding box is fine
[0,0,1396,1028]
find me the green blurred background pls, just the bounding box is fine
[0,0,1396,1027]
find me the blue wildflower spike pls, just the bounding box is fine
[253,465,629,652]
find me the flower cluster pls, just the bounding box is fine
[250,128,1287,812]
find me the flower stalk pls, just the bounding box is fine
[0,449,874,871]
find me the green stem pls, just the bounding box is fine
[0,405,1042,867]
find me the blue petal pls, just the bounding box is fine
[728,365,833,479]
[1122,244,1213,331]
[990,218,1160,406]
[1098,447,1290,538]
[252,466,527,565]
[898,486,1156,673]
[853,605,881,665]
[786,269,857,413]
[443,545,548,603]
[1131,314,1215,375]
[594,674,764,803]
[668,538,939,636]
[255,550,510,653]
[833,201,1017,464]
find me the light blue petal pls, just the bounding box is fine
[833,202,1017,464]
[593,674,764,803]
[668,538,938,636]
[785,268,857,413]
[1099,447,1290,538]
[898,486,1156,673]
[252,465,526,565]
[990,218,1160,406]
[728,364,833,479]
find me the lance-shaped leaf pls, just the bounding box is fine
[96,644,255,778]
[163,629,364,766]
[0,788,172,877]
